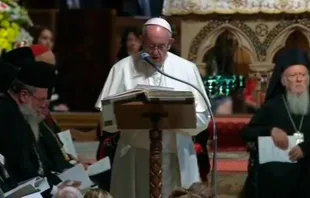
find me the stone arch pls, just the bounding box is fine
[188,23,257,65]
[266,24,310,62]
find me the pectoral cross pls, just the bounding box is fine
[294,131,304,144]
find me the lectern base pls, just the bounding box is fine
[144,113,167,198]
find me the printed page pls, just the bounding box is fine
[57,130,78,159]
[58,164,93,190]
[4,184,37,198]
[34,177,50,193]
[258,136,297,164]
[22,192,43,198]
[87,157,111,176]
[135,84,174,91]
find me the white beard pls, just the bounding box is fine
[19,104,42,141]
[286,91,310,115]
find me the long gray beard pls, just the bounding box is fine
[19,105,42,141]
[286,91,310,115]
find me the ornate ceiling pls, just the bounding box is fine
[163,0,310,16]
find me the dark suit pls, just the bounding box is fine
[60,0,102,9]
[0,95,61,197]
[121,0,164,16]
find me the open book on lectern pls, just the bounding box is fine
[100,85,195,132]
[102,84,194,103]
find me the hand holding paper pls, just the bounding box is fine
[87,157,111,176]
[258,136,298,164]
[57,130,78,159]
[58,164,93,190]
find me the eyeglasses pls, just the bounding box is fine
[145,44,169,52]
[30,95,48,104]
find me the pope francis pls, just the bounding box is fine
[95,17,211,198]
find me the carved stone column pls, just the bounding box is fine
[248,62,274,106]
[196,62,207,76]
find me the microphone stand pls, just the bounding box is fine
[142,55,218,196]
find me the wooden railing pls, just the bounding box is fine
[52,112,99,131]
[52,112,100,141]
[51,112,252,142]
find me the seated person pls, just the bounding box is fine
[30,44,70,112]
[0,61,79,197]
[242,49,310,198]
[0,47,76,172]
[39,101,76,172]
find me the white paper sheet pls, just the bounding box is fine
[22,192,43,198]
[134,84,174,91]
[101,103,117,132]
[58,164,93,190]
[258,136,298,164]
[74,142,99,162]
[0,154,4,165]
[4,177,43,198]
[57,130,78,159]
[87,157,111,176]
[34,177,49,193]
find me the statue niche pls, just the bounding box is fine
[202,31,251,114]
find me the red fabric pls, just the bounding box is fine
[30,44,50,57]
[194,143,204,154]
[243,79,257,103]
[207,120,249,151]
[98,136,113,160]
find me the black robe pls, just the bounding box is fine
[242,95,310,198]
[0,95,61,197]
[0,163,16,193]
[39,120,73,172]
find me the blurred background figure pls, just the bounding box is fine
[116,27,142,61]
[30,26,69,112]
[32,27,54,50]
[121,0,164,17]
[84,188,114,198]
[53,186,83,198]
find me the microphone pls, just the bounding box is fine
[140,52,218,195]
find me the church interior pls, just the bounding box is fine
[2,0,310,197]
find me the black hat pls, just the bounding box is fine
[16,61,56,89]
[2,47,35,68]
[265,48,310,102]
[0,47,35,93]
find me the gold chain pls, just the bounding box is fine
[41,122,70,161]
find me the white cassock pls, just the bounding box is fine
[95,52,210,198]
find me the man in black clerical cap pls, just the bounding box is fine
[242,49,310,198]
[1,47,77,175]
[0,61,62,197]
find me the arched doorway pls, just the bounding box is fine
[202,31,252,114]
[273,31,310,62]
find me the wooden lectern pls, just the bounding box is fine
[111,91,196,198]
